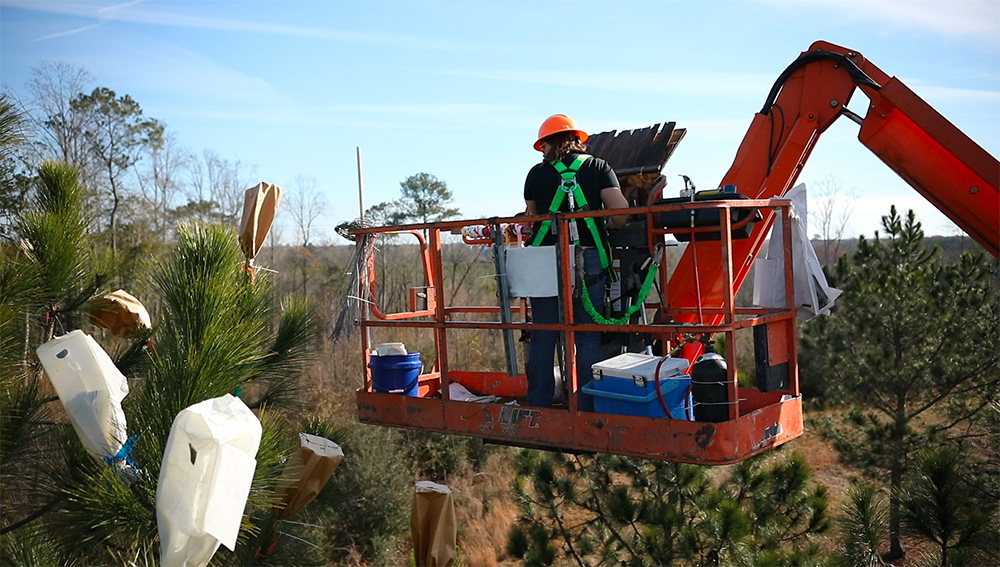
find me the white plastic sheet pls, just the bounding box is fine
[36,330,129,460]
[505,245,576,298]
[447,382,500,404]
[753,183,843,321]
[156,394,262,567]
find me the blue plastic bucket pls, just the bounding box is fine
[368,352,422,396]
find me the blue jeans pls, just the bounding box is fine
[527,248,605,410]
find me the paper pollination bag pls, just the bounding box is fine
[238,182,285,264]
[411,481,457,567]
[36,330,130,460]
[89,289,152,338]
[156,394,262,567]
[274,433,344,520]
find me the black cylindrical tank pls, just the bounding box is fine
[691,353,729,422]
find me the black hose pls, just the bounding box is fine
[759,50,882,115]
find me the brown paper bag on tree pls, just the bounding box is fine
[411,481,456,567]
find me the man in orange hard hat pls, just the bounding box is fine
[523,114,629,410]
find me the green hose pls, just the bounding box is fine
[580,262,659,325]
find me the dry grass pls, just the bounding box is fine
[785,410,858,512]
[450,451,520,567]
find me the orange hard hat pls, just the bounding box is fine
[534,114,588,151]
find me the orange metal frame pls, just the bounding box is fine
[668,41,999,366]
[352,199,803,465]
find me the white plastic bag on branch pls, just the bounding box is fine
[36,330,129,460]
[753,183,842,321]
[156,394,262,567]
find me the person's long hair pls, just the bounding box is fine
[542,132,587,163]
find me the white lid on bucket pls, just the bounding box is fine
[373,342,407,356]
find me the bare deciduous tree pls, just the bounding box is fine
[810,175,857,266]
[24,61,93,171]
[186,149,256,225]
[136,129,187,241]
[286,174,328,296]
[288,174,327,248]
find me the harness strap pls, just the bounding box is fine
[529,155,611,272]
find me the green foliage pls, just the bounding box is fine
[799,206,1000,559]
[365,172,461,228]
[1,160,325,563]
[836,483,889,567]
[398,172,460,224]
[509,449,832,567]
[0,523,70,567]
[70,86,164,252]
[402,430,491,481]
[19,162,113,323]
[899,447,996,566]
[71,87,162,173]
[0,92,31,241]
[311,420,413,565]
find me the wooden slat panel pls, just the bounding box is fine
[586,122,686,176]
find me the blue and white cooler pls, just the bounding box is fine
[583,353,692,419]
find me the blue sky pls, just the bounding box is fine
[2,0,998,242]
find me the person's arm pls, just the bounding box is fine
[525,200,538,215]
[600,187,630,229]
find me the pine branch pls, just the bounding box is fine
[0,496,62,535]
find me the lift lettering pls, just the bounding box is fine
[480,405,541,435]
[761,422,782,443]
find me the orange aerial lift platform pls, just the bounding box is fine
[343,41,999,465]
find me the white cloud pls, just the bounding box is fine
[7,0,459,49]
[36,22,102,40]
[754,0,1000,43]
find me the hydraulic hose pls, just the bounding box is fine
[759,50,881,115]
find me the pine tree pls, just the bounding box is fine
[397,172,460,226]
[0,156,323,563]
[800,206,1000,560]
[508,449,831,566]
[836,483,890,567]
[900,447,995,566]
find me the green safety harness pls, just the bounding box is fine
[528,155,659,325]
[529,155,611,270]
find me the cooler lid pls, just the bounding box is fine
[592,353,690,385]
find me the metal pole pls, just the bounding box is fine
[491,223,519,376]
[356,147,365,221]
[356,147,371,353]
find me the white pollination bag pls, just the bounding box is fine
[156,394,262,567]
[35,330,129,460]
[753,183,842,321]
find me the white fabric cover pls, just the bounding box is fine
[156,394,261,567]
[753,183,843,321]
[36,330,129,460]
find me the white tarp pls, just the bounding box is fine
[156,394,261,567]
[753,183,843,321]
[505,245,576,298]
[36,330,129,460]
